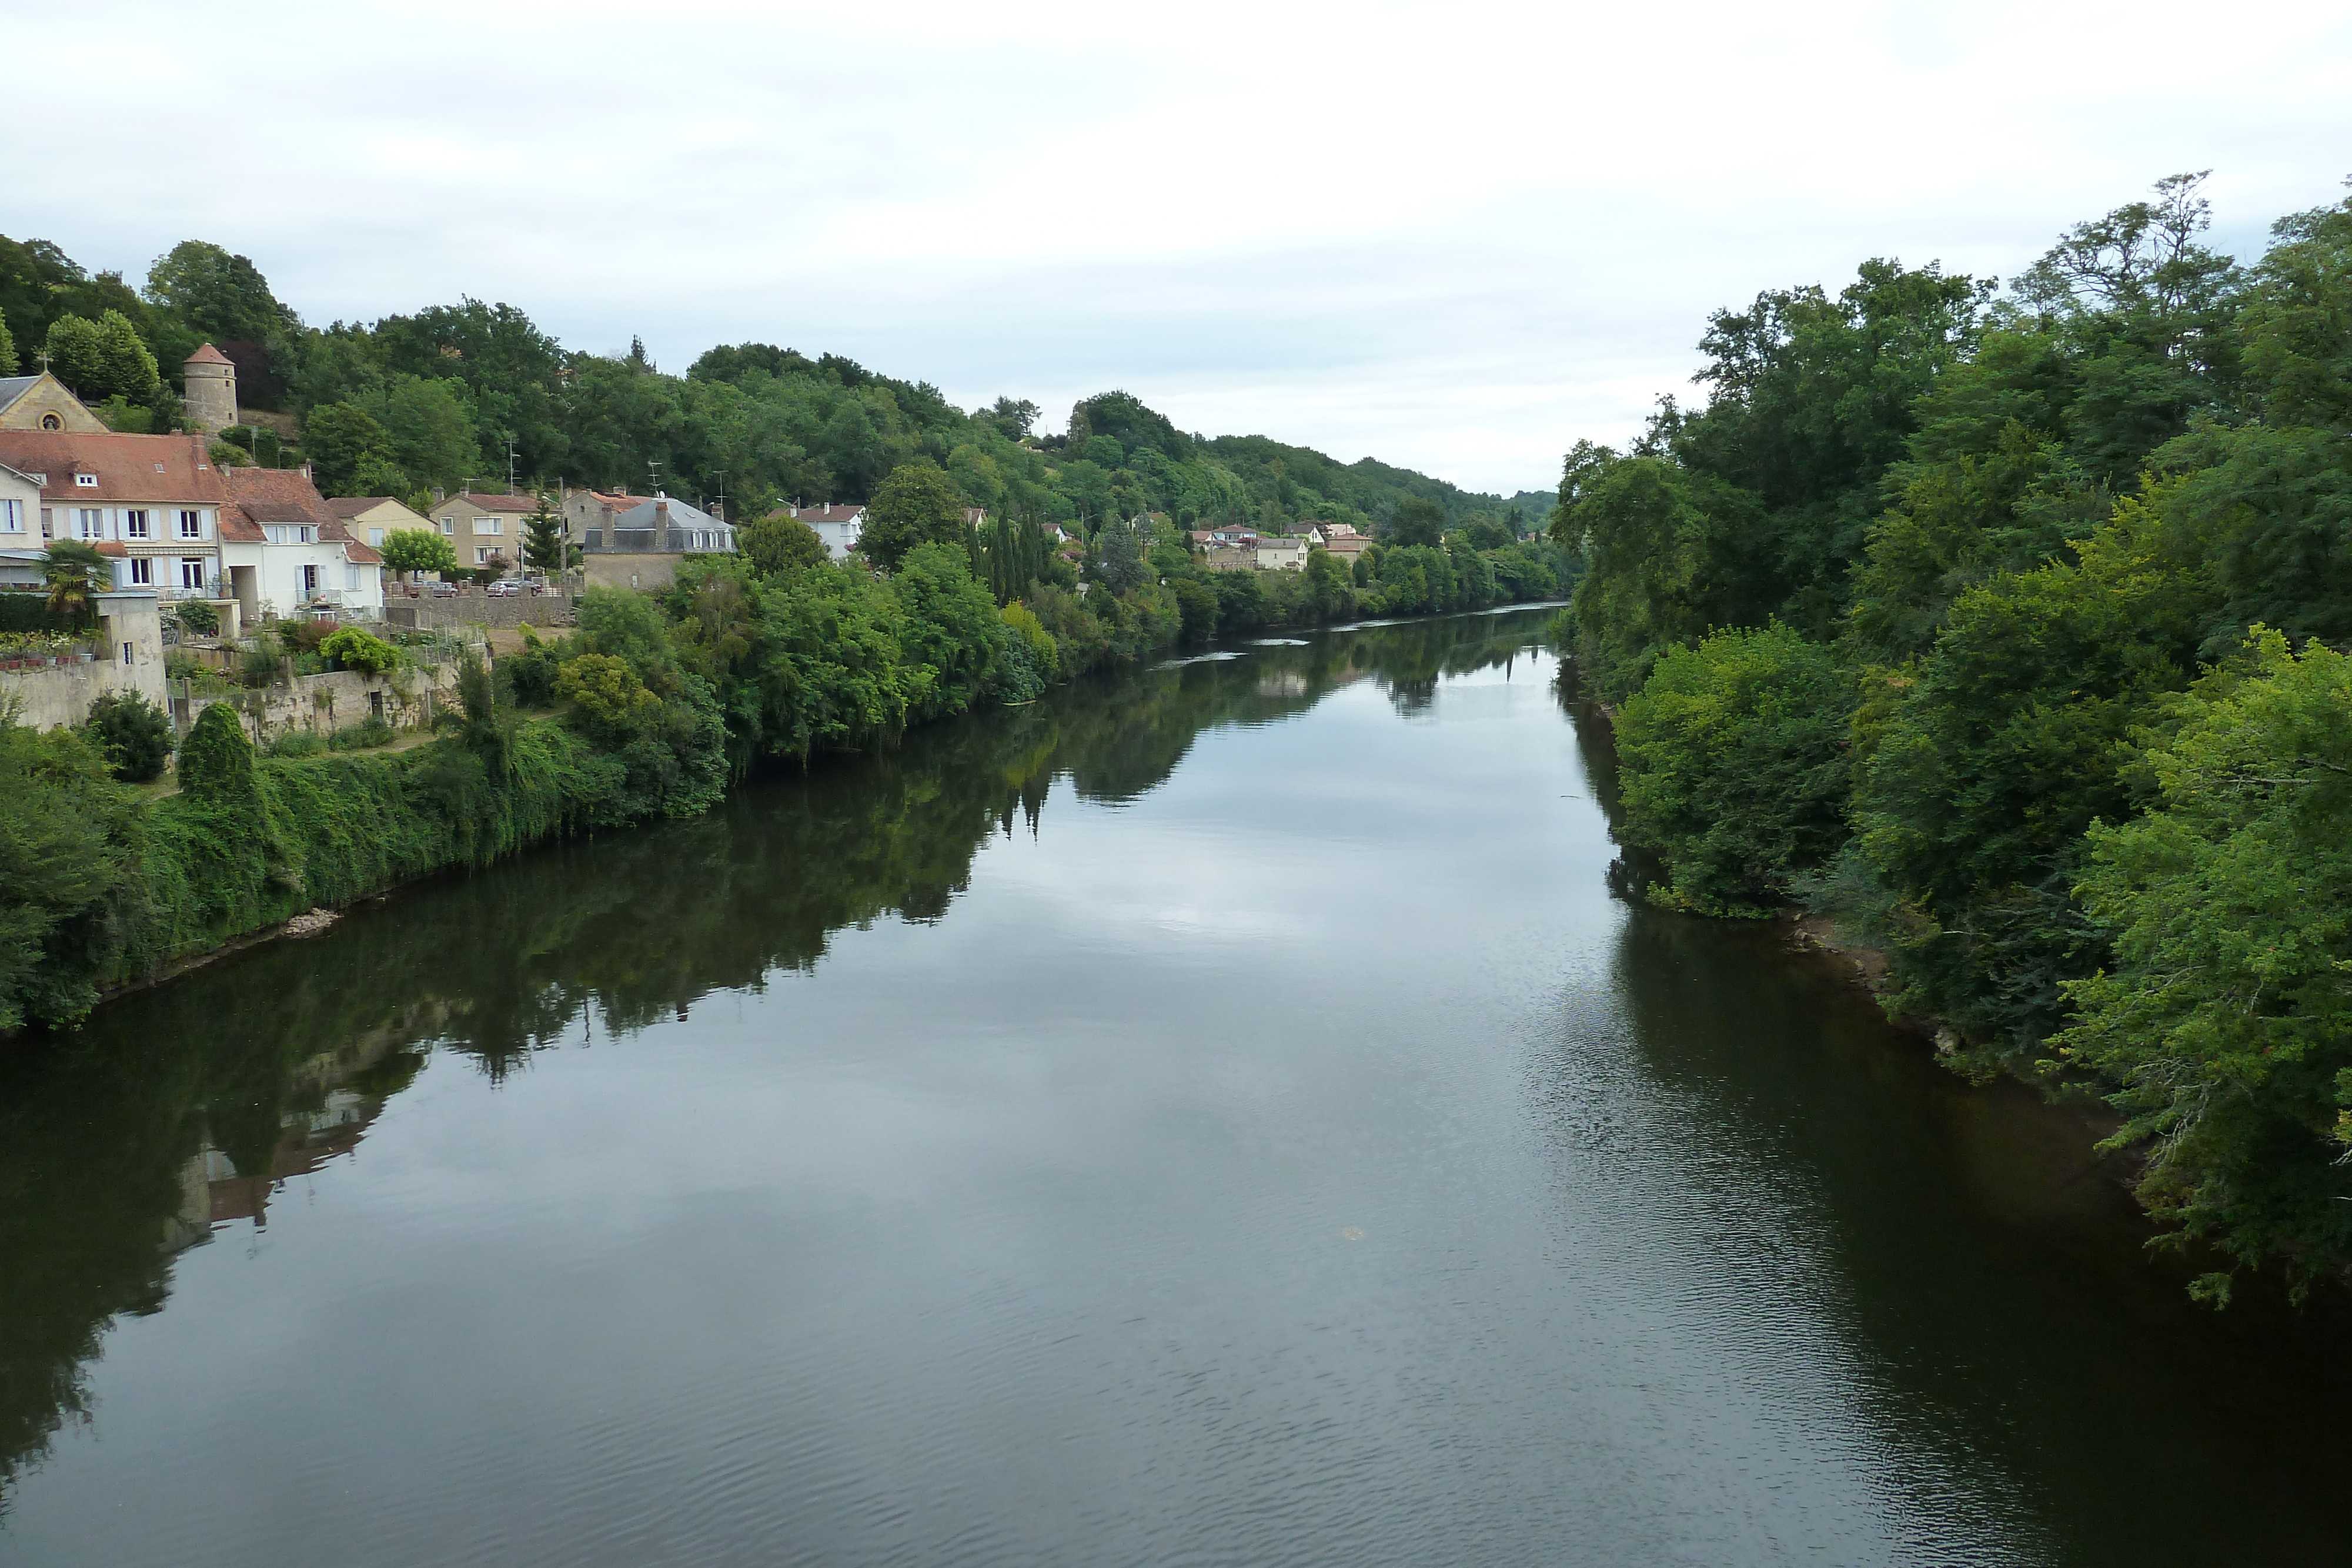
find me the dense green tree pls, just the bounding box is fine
[1615,624,1852,915]
[1388,495,1447,547]
[42,310,158,402]
[858,461,968,571]
[2054,629,2352,1293]
[42,541,108,622]
[143,240,297,345]
[301,402,389,496]
[379,375,480,488]
[740,513,829,576]
[380,529,458,581]
[0,303,14,376]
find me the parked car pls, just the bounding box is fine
[486,579,522,598]
[429,580,459,597]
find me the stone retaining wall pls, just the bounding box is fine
[385,589,575,631]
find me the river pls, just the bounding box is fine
[2,604,2347,1566]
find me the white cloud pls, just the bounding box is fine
[11,0,2348,492]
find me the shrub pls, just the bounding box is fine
[554,653,660,745]
[83,691,174,783]
[176,703,257,798]
[319,626,399,676]
[264,731,328,758]
[173,600,219,636]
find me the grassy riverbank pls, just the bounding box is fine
[4,530,1569,1034]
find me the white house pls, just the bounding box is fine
[790,503,866,561]
[218,467,385,620]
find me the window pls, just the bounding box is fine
[74,472,98,488]
[39,508,52,539]
[121,641,134,667]
[179,558,205,589]
[0,499,20,533]
[264,525,317,544]
[124,509,150,539]
[476,546,492,563]
[178,510,203,539]
[345,564,361,591]
[437,518,453,536]
[39,413,62,431]
[128,557,153,585]
[76,509,104,540]
[476,517,502,536]
[368,527,386,546]
[302,564,320,593]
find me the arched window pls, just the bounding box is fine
[40,413,62,431]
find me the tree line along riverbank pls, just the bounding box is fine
[2,503,1573,1039]
[1555,173,2352,1300]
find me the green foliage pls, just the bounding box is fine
[2053,630,2352,1287]
[1615,624,1852,915]
[143,240,296,345]
[319,626,399,676]
[860,461,969,571]
[42,541,107,623]
[523,492,566,572]
[1388,495,1447,547]
[301,402,389,496]
[0,719,139,1030]
[889,543,1002,720]
[556,653,660,745]
[740,513,828,576]
[172,599,219,636]
[42,309,158,402]
[0,301,14,376]
[380,529,457,579]
[83,691,174,783]
[175,703,256,799]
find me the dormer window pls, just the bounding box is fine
[74,473,99,488]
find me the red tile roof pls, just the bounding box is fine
[0,430,226,502]
[185,342,234,366]
[220,465,335,540]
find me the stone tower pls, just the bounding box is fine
[182,343,239,434]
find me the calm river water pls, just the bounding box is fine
[4,606,2348,1566]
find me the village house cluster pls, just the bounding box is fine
[1191,519,1367,572]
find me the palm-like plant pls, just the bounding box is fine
[42,540,109,624]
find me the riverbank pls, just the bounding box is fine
[5,569,1571,1038]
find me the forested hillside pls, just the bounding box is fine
[0,236,1517,537]
[1556,174,2352,1296]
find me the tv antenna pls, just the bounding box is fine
[506,439,520,496]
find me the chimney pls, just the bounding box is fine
[654,499,669,522]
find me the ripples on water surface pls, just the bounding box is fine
[3,607,2348,1566]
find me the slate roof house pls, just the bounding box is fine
[566,490,733,590]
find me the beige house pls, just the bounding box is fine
[427,489,539,573]
[1254,536,1311,571]
[0,372,109,434]
[0,429,229,601]
[326,496,437,553]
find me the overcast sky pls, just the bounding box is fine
[11,0,2351,495]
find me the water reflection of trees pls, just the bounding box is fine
[0,605,1558,1501]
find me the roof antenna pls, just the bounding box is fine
[507,439,520,496]
[647,462,661,499]
[711,472,725,524]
